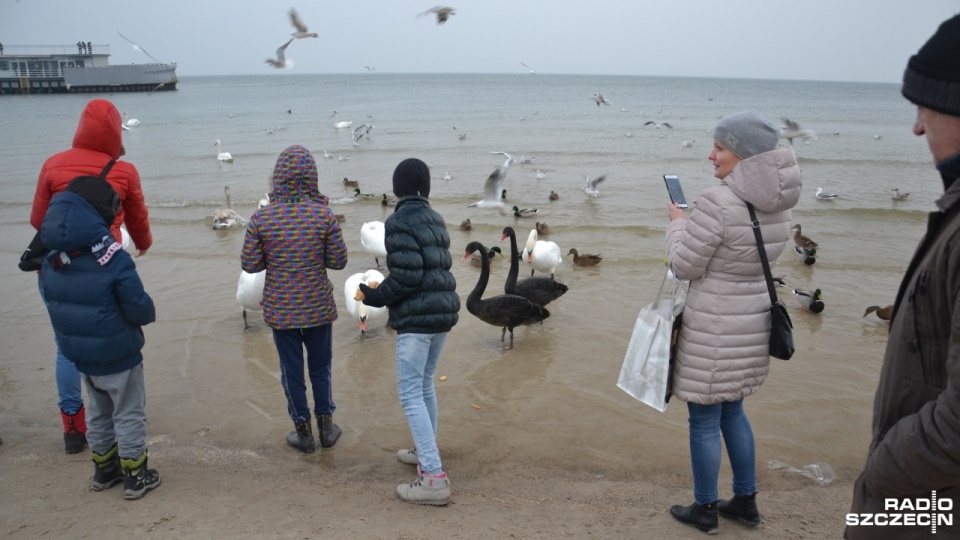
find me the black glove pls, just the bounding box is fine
[358,283,386,308]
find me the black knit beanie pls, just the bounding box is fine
[392,158,430,199]
[66,176,120,225]
[902,13,960,116]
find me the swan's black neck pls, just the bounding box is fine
[504,229,519,293]
[468,243,490,306]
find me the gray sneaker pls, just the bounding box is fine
[397,467,451,506]
[396,448,418,465]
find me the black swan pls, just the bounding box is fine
[464,241,549,349]
[500,227,568,307]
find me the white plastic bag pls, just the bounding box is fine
[618,268,686,412]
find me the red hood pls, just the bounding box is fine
[71,99,123,159]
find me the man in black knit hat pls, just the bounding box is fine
[846,13,960,539]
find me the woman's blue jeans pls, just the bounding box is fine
[395,332,447,475]
[687,399,757,505]
[38,277,83,414]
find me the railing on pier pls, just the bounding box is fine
[0,44,110,56]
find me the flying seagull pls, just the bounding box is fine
[780,117,816,145]
[116,31,161,63]
[591,93,610,106]
[289,8,318,38]
[418,6,456,24]
[644,121,673,129]
[521,61,536,75]
[468,166,510,215]
[489,151,515,169]
[582,175,606,197]
[353,124,375,145]
[266,39,294,69]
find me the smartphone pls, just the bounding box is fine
[663,174,688,208]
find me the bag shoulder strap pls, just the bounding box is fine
[98,159,117,179]
[746,203,778,306]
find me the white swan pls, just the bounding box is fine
[235,196,270,329]
[120,224,131,251]
[237,269,265,330]
[360,221,387,267]
[215,139,233,162]
[520,228,562,278]
[122,112,140,128]
[212,186,244,229]
[344,269,387,334]
[332,111,353,129]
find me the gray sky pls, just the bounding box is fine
[2,1,957,82]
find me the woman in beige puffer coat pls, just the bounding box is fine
[664,111,802,534]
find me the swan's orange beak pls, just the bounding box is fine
[526,253,533,263]
[359,316,367,333]
[461,252,472,262]
[499,234,507,243]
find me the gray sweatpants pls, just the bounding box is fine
[83,363,148,459]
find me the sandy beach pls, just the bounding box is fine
[1,246,867,539]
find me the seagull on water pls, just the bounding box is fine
[418,6,456,24]
[288,8,318,38]
[468,166,510,215]
[815,187,839,200]
[582,175,606,198]
[265,39,294,69]
[780,117,816,145]
[891,188,910,201]
[591,93,610,106]
[536,170,546,180]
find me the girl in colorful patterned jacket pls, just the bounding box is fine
[241,145,348,453]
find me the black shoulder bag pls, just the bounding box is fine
[18,160,117,272]
[747,203,795,360]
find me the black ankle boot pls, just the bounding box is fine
[91,443,124,491]
[317,414,341,448]
[286,421,315,453]
[670,501,719,535]
[718,493,761,526]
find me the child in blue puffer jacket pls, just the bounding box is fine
[39,175,158,500]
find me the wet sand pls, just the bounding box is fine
[0,231,879,538]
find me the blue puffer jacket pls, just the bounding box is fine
[361,195,459,334]
[40,191,155,376]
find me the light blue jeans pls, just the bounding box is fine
[687,399,757,505]
[38,277,84,414]
[396,332,448,475]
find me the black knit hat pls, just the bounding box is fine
[393,157,430,198]
[66,176,120,225]
[902,13,960,116]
